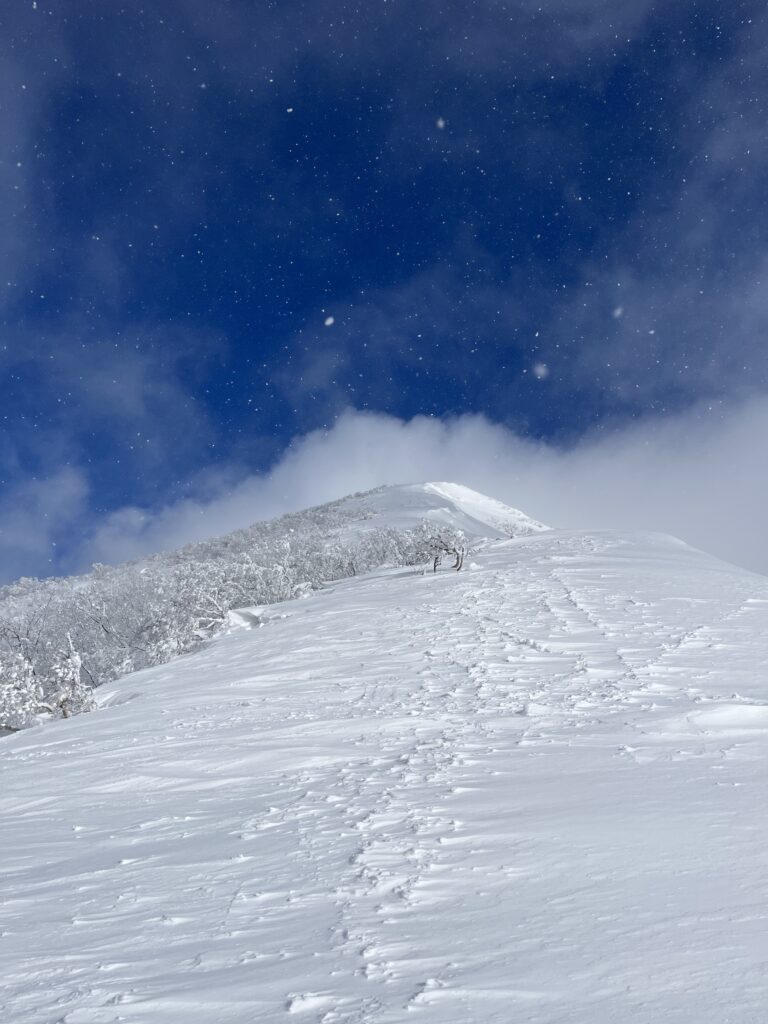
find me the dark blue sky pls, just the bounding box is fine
[2,0,767,579]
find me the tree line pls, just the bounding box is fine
[1,498,465,732]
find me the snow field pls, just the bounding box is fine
[2,526,768,1022]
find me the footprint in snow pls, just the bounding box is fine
[287,992,333,1013]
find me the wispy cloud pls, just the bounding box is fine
[0,468,89,583]
[0,318,221,517]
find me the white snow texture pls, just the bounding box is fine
[2,482,768,1023]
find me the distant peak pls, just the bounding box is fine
[334,481,548,540]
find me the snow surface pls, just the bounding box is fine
[328,482,549,540]
[2,494,768,1023]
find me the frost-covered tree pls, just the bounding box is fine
[0,652,42,732]
[429,534,466,572]
[0,491,469,731]
[46,636,95,719]
[0,638,94,731]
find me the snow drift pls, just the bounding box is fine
[2,485,768,1023]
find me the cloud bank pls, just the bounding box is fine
[7,399,756,581]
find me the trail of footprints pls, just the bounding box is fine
[283,560,610,1017]
[220,539,767,1019]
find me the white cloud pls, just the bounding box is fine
[76,400,768,577]
[0,468,89,582]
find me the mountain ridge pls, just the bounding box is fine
[322,481,549,541]
[0,482,541,733]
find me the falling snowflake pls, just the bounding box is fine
[324,316,335,327]
[532,362,549,380]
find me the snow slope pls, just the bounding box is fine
[328,482,548,540]
[2,506,768,1022]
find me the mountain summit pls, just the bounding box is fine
[2,485,768,1022]
[328,481,549,539]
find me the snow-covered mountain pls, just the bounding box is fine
[0,483,540,731]
[3,486,768,1023]
[328,481,548,539]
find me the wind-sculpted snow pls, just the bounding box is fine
[1,483,532,731]
[2,528,768,1022]
[327,482,548,539]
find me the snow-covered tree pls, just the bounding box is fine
[45,635,95,719]
[0,652,42,732]
[0,494,469,731]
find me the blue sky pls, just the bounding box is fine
[2,1,767,580]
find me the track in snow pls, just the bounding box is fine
[2,529,768,1023]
